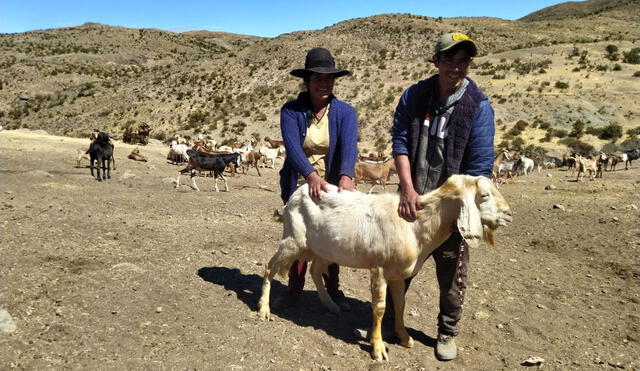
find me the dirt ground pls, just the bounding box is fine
[1,129,638,370]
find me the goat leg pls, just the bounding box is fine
[388,280,414,348]
[370,267,389,361]
[310,258,340,314]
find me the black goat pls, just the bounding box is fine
[176,150,242,192]
[87,132,114,181]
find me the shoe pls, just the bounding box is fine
[435,333,457,361]
[272,292,299,310]
[329,290,351,312]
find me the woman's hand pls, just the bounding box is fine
[338,175,355,192]
[398,188,422,222]
[306,171,329,200]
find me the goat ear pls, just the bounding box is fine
[456,190,483,249]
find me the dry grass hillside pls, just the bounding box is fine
[1,0,639,155]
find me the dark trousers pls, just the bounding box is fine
[287,261,341,298]
[387,232,468,336]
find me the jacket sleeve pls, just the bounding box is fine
[280,106,315,177]
[337,105,359,178]
[391,87,412,156]
[460,99,495,177]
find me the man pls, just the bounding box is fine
[391,32,495,361]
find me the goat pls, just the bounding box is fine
[127,146,147,162]
[176,150,242,192]
[167,140,190,165]
[492,150,512,185]
[257,175,511,361]
[576,155,597,181]
[354,156,395,193]
[359,151,388,162]
[258,145,284,169]
[76,147,90,168]
[87,132,114,181]
[610,152,628,171]
[264,136,284,149]
[241,151,263,176]
[594,153,607,178]
[625,148,640,169]
[513,154,535,176]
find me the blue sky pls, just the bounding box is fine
[1,0,582,37]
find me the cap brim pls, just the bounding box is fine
[440,40,478,57]
[290,67,350,78]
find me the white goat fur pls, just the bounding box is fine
[258,175,511,361]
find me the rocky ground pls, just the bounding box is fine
[0,129,638,370]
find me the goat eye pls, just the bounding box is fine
[480,192,490,199]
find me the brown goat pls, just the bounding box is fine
[264,136,284,149]
[127,147,148,162]
[354,157,395,193]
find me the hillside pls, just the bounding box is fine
[1,0,639,155]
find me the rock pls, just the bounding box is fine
[536,303,548,310]
[552,204,565,211]
[146,164,157,170]
[28,170,53,177]
[544,185,557,190]
[120,171,136,180]
[612,217,619,222]
[0,309,17,334]
[547,173,552,177]
[408,309,420,317]
[473,311,490,320]
[628,204,638,210]
[521,356,545,366]
[497,323,504,329]
[156,307,163,313]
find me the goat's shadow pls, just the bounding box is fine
[197,266,435,352]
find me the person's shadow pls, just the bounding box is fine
[197,266,435,352]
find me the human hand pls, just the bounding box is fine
[338,175,355,192]
[397,188,422,222]
[306,171,329,200]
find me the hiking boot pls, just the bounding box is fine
[435,333,457,361]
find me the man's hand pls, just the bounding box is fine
[398,188,422,222]
[338,175,355,192]
[306,171,329,200]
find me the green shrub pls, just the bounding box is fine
[633,71,640,77]
[626,126,640,137]
[555,81,569,89]
[598,123,623,141]
[623,48,640,64]
[559,137,594,153]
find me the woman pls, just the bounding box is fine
[277,47,359,309]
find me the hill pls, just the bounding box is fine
[1,0,639,155]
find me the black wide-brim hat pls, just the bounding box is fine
[290,47,350,78]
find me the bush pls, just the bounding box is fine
[514,120,529,131]
[623,48,640,64]
[553,129,568,138]
[559,137,594,153]
[598,123,623,141]
[626,126,640,137]
[605,44,619,61]
[555,81,569,89]
[633,71,640,77]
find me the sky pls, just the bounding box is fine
[1,0,583,37]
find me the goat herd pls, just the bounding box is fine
[79,129,639,192]
[491,148,640,185]
[78,131,399,192]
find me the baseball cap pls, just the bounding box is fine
[434,32,477,57]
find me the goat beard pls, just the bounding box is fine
[483,226,495,246]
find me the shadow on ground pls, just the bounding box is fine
[197,266,435,352]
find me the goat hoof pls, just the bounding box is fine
[257,308,271,320]
[400,336,414,348]
[371,344,388,361]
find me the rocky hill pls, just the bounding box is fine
[1,0,639,155]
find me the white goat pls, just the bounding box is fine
[167,140,190,165]
[258,145,285,168]
[258,175,512,361]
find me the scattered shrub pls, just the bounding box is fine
[622,48,640,64]
[555,81,569,89]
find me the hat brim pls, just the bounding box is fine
[439,39,478,57]
[290,67,350,78]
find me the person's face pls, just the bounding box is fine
[307,73,335,101]
[434,48,472,89]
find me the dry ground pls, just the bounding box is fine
[0,129,638,370]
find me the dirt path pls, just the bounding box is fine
[1,129,638,370]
